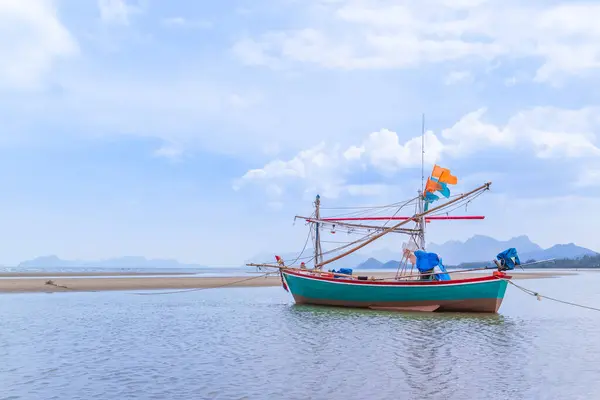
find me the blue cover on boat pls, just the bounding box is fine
[331,268,353,278]
[436,261,451,281]
[414,250,451,281]
[496,248,521,270]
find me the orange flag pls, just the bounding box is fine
[425,177,442,193]
[431,165,458,185]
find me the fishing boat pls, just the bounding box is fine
[248,164,522,313]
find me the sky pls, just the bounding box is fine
[1,0,600,266]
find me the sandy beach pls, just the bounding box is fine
[0,271,195,278]
[0,270,576,293]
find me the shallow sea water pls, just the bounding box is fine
[2,272,600,399]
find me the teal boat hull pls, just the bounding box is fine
[282,270,509,313]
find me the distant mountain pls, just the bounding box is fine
[356,258,383,269]
[427,235,544,265]
[521,243,597,262]
[251,235,598,270]
[18,255,205,269]
[357,258,405,270]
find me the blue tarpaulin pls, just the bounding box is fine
[496,248,521,270]
[331,268,353,278]
[414,250,451,281]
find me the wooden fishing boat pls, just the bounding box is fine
[281,269,510,313]
[248,161,521,313]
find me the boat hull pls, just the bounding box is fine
[282,270,509,313]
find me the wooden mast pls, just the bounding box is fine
[314,194,323,269]
[315,182,491,268]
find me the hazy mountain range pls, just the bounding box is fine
[249,235,597,269]
[15,235,598,269]
[426,235,596,265]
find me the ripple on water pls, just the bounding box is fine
[2,275,600,399]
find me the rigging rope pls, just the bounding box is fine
[320,199,418,211]
[428,190,485,217]
[505,279,600,312]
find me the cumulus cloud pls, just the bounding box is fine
[232,0,600,83]
[442,107,600,158]
[233,142,347,198]
[0,0,78,89]
[355,129,443,173]
[236,106,600,197]
[98,0,141,25]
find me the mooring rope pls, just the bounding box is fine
[505,279,600,312]
[131,273,274,295]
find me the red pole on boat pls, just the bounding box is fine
[320,216,485,221]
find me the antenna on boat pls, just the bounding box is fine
[418,113,426,250]
[421,113,425,196]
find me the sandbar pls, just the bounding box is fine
[0,270,574,293]
[0,271,194,278]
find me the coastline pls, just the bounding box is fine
[0,270,576,293]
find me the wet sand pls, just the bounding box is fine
[0,270,575,293]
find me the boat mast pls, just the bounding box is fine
[314,194,323,268]
[418,113,426,250]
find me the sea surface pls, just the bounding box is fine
[2,272,600,399]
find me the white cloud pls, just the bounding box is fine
[0,0,77,89]
[233,142,347,198]
[161,17,213,29]
[153,143,184,161]
[441,108,514,156]
[236,105,600,197]
[233,0,600,83]
[442,107,600,158]
[352,129,443,173]
[98,0,141,25]
[445,71,473,85]
[343,145,364,161]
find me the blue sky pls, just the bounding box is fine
[1,0,600,266]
